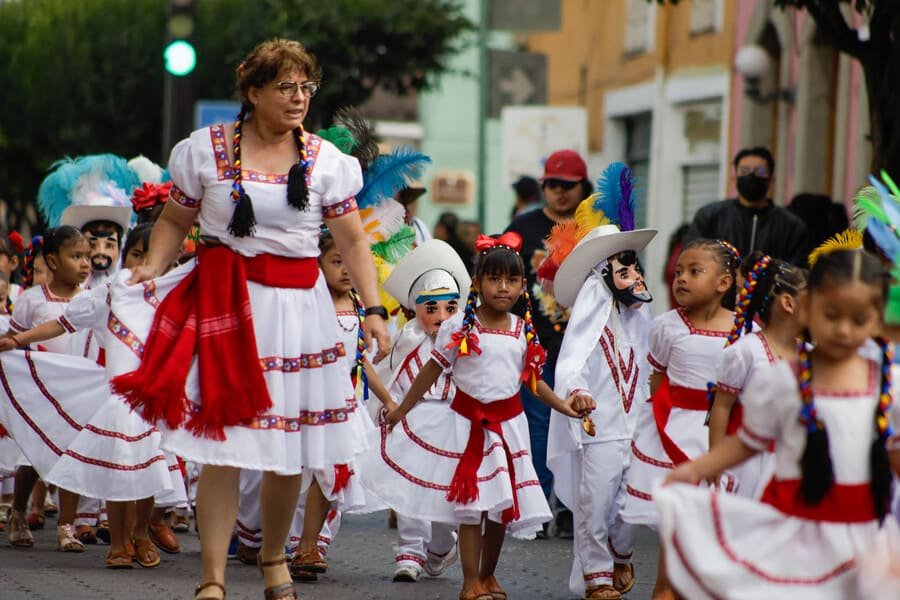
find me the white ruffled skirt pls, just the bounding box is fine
[656,483,895,599]
[359,399,551,538]
[111,262,368,475]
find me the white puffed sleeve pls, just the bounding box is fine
[58,286,109,333]
[715,337,753,395]
[166,135,204,209]
[314,142,363,220]
[431,312,464,370]
[737,360,795,451]
[646,313,674,373]
[9,289,36,333]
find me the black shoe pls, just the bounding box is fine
[554,509,573,539]
[535,521,550,540]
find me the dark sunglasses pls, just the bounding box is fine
[543,179,578,191]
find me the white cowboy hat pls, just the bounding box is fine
[384,239,472,310]
[60,202,133,234]
[553,224,657,309]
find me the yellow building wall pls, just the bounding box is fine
[526,0,734,152]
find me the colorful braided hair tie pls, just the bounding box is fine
[716,239,741,272]
[351,290,369,403]
[727,254,772,345]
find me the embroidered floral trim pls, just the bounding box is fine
[259,343,346,372]
[170,185,200,209]
[322,197,358,219]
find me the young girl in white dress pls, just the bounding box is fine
[0,223,186,568]
[2,226,94,552]
[620,238,738,599]
[707,251,807,499]
[371,232,592,600]
[658,242,900,599]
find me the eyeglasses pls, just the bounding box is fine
[275,80,319,98]
[544,179,578,191]
[736,166,769,178]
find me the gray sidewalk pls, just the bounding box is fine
[0,512,659,599]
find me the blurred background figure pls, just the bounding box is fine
[511,176,542,220]
[396,182,431,246]
[787,192,849,251]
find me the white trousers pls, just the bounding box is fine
[236,469,263,549]
[74,495,102,526]
[570,439,637,595]
[395,514,457,571]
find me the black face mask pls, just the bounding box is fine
[736,174,769,202]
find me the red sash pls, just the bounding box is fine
[761,479,876,523]
[111,244,319,440]
[447,389,523,524]
[651,374,708,465]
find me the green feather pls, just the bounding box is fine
[881,169,900,200]
[852,186,886,229]
[370,226,416,264]
[316,126,357,155]
[886,283,900,325]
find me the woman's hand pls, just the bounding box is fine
[664,462,702,487]
[364,315,391,364]
[127,264,161,285]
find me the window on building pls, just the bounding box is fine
[690,0,722,34]
[624,0,655,55]
[682,165,720,221]
[625,112,652,228]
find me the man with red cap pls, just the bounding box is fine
[504,149,593,538]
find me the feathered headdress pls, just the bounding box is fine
[537,162,638,289]
[37,154,140,228]
[807,229,864,268]
[356,146,431,210]
[853,170,900,323]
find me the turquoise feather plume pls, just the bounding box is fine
[37,154,140,226]
[356,146,431,209]
[593,162,637,231]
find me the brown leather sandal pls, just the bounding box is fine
[132,537,161,568]
[258,556,298,600]
[482,575,508,600]
[584,584,622,600]
[105,550,134,569]
[194,581,226,599]
[613,563,635,593]
[8,510,34,547]
[459,581,494,600]
[291,547,327,573]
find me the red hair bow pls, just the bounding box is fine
[131,181,173,212]
[474,232,522,253]
[7,231,24,254]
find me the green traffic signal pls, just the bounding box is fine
[164,40,196,76]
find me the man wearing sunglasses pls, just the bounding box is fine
[685,147,809,268]
[504,149,593,539]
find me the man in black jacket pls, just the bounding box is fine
[685,147,810,267]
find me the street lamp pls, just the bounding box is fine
[734,44,794,104]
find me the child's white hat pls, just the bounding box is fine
[552,224,657,309]
[384,239,471,311]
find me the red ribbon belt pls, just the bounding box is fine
[651,374,709,465]
[447,389,523,524]
[761,479,876,523]
[111,244,319,440]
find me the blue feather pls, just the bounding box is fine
[593,162,637,231]
[868,174,900,226]
[868,219,900,261]
[37,154,141,226]
[356,146,431,209]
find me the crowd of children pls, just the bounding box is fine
[1,44,899,600]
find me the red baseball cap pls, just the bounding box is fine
[542,150,588,182]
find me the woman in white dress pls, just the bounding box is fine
[116,39,389,600]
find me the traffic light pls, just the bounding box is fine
[163,0,196,77]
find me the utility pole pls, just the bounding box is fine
[161,0,197,158]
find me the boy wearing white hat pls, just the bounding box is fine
[543,163,657,600]
[374,239,471,582]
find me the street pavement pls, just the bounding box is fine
[0,512,659,599]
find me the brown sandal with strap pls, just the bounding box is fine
[258,556,298,600]
[291,547,328,573]
[194,581,226,599]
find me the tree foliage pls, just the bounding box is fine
[0,0,473,233]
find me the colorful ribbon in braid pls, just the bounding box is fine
[727,254,772,345]
[797,340,821,433]
[876,337,894,441]
[446,285,481,356]
[22,236,43,289]
[350,290,369,403]
[716,239,741,273]
[228,109,311,237]
[521,289,547,393]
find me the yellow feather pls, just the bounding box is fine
[575,195,610,233]
[807,229,863,267]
